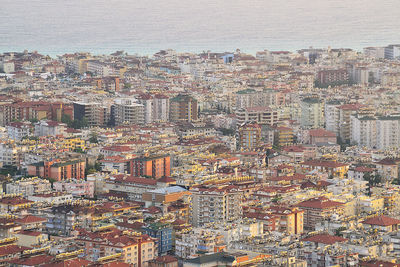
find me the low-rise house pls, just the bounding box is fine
[362,215,400,232]
[15,230,48,248]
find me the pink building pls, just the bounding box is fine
[53,180,94,198]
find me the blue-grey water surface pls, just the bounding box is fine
[0,0,399,56]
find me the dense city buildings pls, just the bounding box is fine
[1,45,400,266]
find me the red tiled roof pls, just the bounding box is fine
[362,215,400,226]
[301,160,348,168]
[0,197,34,206]
[354,166,375,172]
[339,103,364,110]
[43,258,92,267]
[360,260,399,267]
[0,245,28,257]
[157,176,176,183]
[302,234,347,244]
[296,197,344,209]
[8,254,54,266]
[376,158,400,166]
[268,173,306,182]
[300,181,317,189]
[309,129,336,138]
[145,206,162,214]
[102,146,133,152]
[153,255,178,263]
[15,215,46,224]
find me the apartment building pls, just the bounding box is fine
[236,88,284,109]
[0,142,20,167]
[113,98,145,125]
[34,120,66,137]
[130,155,171,179]
[267,206,304,235]
[296,197,345,230]
[350,115,377,148]
[190,186,243,227]
[6,177,51,197]
[238,123,261,151]
[53,179,94,198]
[169,94,198,123]
[73,102,109,127]
[317,69,349,86]
[77,228,156,266]
[105,175,158,201]
[137,94,170,124]
[236,107,279,125]
[7,121,32,141]
[300,97,324,129]
[27,156,86,181]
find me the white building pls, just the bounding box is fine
[376,115,400,150]
[137,94,170,124]
[0,142,20,167]
[6,177,51,197]
[34,120,66,137]
[0,61,15,73]
[350,115,376,148]
[28,192,73,205]
[236,107,279,125]
[7,122,31,141]
[190,186,243,227]
[113,98,144,125]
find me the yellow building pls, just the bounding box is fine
[274,126,294,147]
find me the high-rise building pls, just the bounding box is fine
[384,44,400,59]
[113,98,145,125]
[350,115,377,148]
[190,186,243,227]
[73,102,109,127]
[153,94,170,122]
[238,123,261,151]
[169,94,198,123]
[137,94,170,124]
[325,100,342,135]
[235,89,284,109]
[130,155,171,179]
[317,69,349,86]
[28,156,86,181]
[376,115,400,150]
[338,104,373,143]
[236,107,279,125]
[300,97,324,129]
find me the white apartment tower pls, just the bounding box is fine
[190,186,243,227]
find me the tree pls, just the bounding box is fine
[89,132,99,143]
[364,172,382,196]
[61,113,72,125]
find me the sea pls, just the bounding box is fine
[0,0,399,56]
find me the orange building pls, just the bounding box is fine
[28,158,86,181]
[130,155,170,179]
